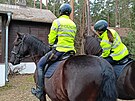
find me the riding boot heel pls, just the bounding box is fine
[31,87,43,99]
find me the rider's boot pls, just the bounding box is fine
[31,68,44,99]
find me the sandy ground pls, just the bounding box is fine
[0,74,134,101]
[0,74,52,101]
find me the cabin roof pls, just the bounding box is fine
[0,4,57,23]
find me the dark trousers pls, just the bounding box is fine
[104,56,117,65]
[37,50,64,70]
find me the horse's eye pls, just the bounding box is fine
[14,39,22,46]
[14,42,19,46]
[14,41,20,46]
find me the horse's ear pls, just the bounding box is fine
[17,32,22,38]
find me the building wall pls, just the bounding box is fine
[0,16,2,62]
[0,20,52,63]
[0,14,7,63]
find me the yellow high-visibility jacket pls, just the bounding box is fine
[48,15,77,52]
[99,29,129,61]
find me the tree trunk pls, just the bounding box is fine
[46,0,48,9]
[70,0,74,21]
[115,0,119,27]
[40,0,42,9]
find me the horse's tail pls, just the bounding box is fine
[97,59,117,101]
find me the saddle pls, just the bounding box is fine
[44,50,75,78]
[115,55,131,65]
[59,50,75,60]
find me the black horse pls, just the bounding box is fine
[84,35,135,100]
[10,32,117,101]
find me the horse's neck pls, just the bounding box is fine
[26,36,49,59]
[31,44,48,56]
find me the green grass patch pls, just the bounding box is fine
[18,84,29,90]
[0,83,13,91]
[26,75,34,82]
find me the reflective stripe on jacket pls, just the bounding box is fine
[99,29,129,61]
[48,15,77,52]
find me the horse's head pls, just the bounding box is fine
[10,32,29,65]
[84,35,102,56]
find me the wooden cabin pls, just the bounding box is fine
[0,4,56,63]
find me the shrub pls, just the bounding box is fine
[122,30,135,59]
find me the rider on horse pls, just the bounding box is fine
[93,20,129,65]
[31,3,77,100]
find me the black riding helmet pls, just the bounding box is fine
[59,3,72,16]
[94,20,108,32]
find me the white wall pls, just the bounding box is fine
[8,62,36,74]
[0,62,36,87]
[0,64,5,87]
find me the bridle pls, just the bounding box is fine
[11,35,26,61]
[11,35,41,64]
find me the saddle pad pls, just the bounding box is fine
[45,61,62,78]
[113,60,133,79]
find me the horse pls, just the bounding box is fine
[84,35,135,100]
[10,32,117,101]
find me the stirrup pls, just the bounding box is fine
[31,88,43,99]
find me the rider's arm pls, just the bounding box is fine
[48,20,58,46]
[100,39,112,58]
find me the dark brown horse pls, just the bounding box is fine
[84,35,135,100]
[10,32,117,101]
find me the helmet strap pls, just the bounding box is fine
[91,26,100,36]
[94,30,100,36]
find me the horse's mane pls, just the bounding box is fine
[24,34,50,56]
[84,36,102,56]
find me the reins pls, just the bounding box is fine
[11,35,26,60]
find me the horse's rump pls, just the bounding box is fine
[45,55,117,101]
[116,61,135,99]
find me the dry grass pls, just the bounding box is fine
[117,99,135,101]
[0,74,38,101]
[0,74,134,101]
